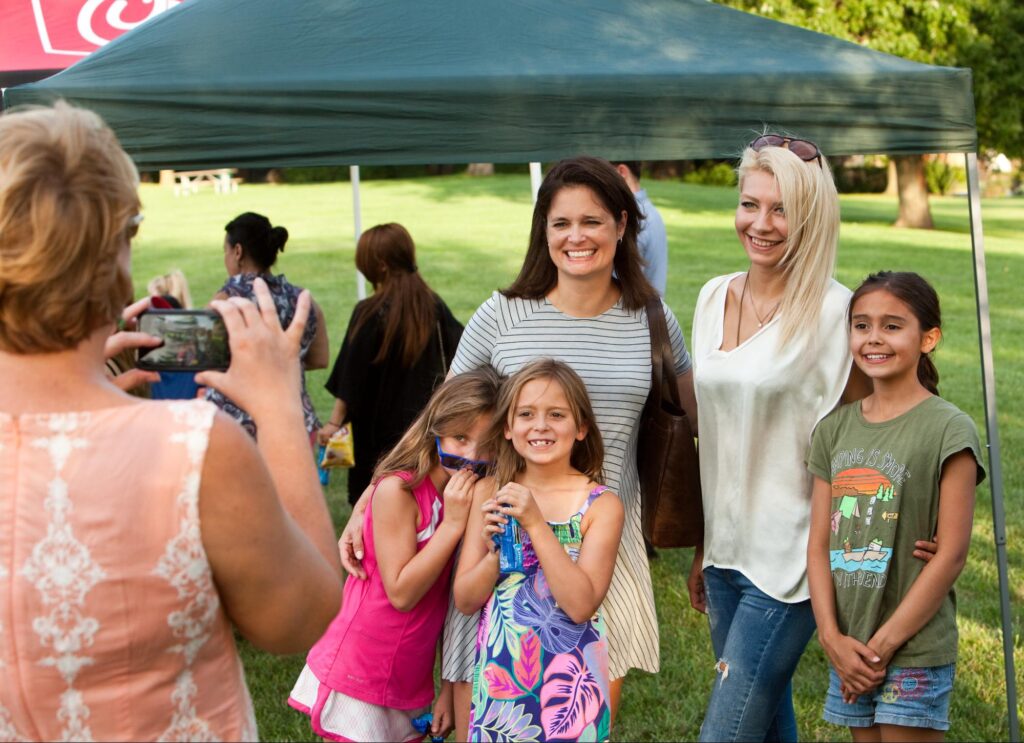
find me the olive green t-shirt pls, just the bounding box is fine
[808,395,985,667]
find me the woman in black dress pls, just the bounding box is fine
[320,223,464,504]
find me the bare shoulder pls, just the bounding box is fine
[204,410,265,484]
[200,411,281,526]
[472,476,498,502]
[370,474,418,516]
[585,485,624,523]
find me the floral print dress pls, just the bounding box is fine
[205,272,320,437]
[469,487,611,743]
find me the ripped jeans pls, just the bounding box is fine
[698,566,817,742]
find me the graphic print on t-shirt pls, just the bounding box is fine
[829,464,904,584]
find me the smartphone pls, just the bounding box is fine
[137,309,230,372]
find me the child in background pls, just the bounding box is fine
[455,359,624,743]
[289,366,502,742]
[807,272,985,742]
[147,269,193,309]
[147,269,201,400]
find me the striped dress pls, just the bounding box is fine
[444,292,690,680]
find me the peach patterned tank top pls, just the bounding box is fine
[0,399,257,741]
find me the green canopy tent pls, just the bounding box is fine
[3,1,1015,736]
[2,0,978,164]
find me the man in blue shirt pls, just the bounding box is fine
[615,161,668,296]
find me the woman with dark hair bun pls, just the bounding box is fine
[206,211,330,440]
[320,222,464,505]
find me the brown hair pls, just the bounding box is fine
[373,365,503,488]
[849,271,942,395]
[502,156,656,311]
[491,358,604,487]
[0,102,139,353]
[349,223,439,367]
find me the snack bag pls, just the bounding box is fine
[320,423,355,469]
[492,516,524,572]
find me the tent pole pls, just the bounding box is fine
[350,165,366,300]
[529,162,542,204]
[965,152,1019,742]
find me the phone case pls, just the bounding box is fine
[136,309,231,372]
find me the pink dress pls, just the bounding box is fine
[290,471,451,742]
[0,400,257,742]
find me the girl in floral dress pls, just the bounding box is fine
[454,359,625,742]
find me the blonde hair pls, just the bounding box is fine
[736,144,840,347]
[491,359,604,488]
[0,102,139,353]
[373,366,502,489]
[147,269,193,309]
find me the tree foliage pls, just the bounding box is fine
[715,0,1024,157]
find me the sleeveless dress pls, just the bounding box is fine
[468,486,612,743]
[289,471,450,743]
[0,400,257,742]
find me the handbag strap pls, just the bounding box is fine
[437,319,448,376]
[645,296,683,411]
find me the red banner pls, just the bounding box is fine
[1,0,184,79]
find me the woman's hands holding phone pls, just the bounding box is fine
[106,296,161,391]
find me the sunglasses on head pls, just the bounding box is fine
[750,134,822,165]
[435,437,490,477]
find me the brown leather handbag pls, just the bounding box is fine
[637,297,703,549]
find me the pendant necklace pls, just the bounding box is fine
[736,273,780,347]
[747,276,780,328]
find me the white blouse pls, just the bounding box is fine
[692,273,852,602]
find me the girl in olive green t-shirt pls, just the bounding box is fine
[807,272,985,741]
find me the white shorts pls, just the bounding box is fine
[288,664,429,742]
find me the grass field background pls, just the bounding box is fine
[131,174,1022,741]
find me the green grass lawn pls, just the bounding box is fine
[131,174,1022,741]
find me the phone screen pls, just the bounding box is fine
[137,310,230,371]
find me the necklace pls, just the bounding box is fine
[735,277,748,347]
[735,273,780,347]
[746,275,780,328]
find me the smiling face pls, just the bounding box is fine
[505,376,588,468]
[850,289,940,388]
[545,186,625,283]
[735,169,789,271]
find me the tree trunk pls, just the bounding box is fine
[883,158,898,196]
[892,155,933,229]
[466,162,495,176]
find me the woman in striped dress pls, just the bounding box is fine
[445,156,698,736]
[339,156,697,738]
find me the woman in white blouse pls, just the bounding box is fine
[687,135,869,741]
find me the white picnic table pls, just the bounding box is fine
[173,168,239,196]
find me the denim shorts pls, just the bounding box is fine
[823,663,955,731]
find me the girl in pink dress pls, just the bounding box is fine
[290,367,501,742]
